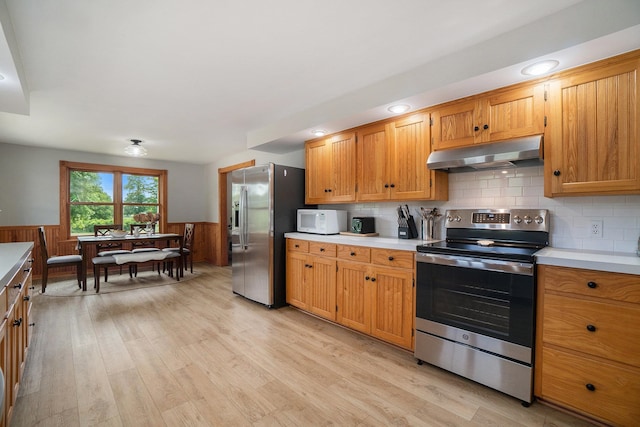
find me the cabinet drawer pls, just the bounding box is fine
[337,245,371,263]
[287,239,309,253]
[309,242,336,257]
[541,265,640,303]
[543,293,640,366]
[540,347,640,426]
[371,248,414,269]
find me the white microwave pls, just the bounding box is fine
[297,209,347,235]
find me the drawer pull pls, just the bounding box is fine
[350,252,356,256]
[13,318,22,327]
[14,282,22,289]
[294,244,299,248]
[586,324,597,332]
[320,248,325,252]
[587,281,597,289]
[585,383,596,392]
[365,276,370,281]
[388,256,394,261]
[371,277,376,282]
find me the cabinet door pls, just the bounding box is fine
[483,84,544,142]
[308,257,337,321]
[286,251,308,310]
[357,123,391,201]
[546,59,640,196]
[369,266,414,350]
[305,139,331,204]
[326,132,357,202]
[432,100,477,150]
[336,261,370,334]
[389,113,431,200]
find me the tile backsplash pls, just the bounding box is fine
[322,165,640,254]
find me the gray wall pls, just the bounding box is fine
[0,142,207,226]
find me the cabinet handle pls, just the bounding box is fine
[13,318,22,327]
[483,124,489,130]
[553,170,561,177]
[29,322,35,327]
[384,184,389,188]
[587,281,597,289]
[320,248,325,252]
[24,267,32,273]
[390,184,395,188]
[327,189,332,192]
[350,252,356,256]
[371,277,376,282]
[585,383,596,392]
[14,282,22,289]
[586,324,597,332]
[388,256,394,261]
[365,276,370,281]
[29,286,35,290]
[294,244,299,248]
[474,126,480,131]
[23,295,30,301]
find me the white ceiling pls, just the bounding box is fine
[0,0,639,164]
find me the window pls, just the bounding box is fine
[60,161,167,238]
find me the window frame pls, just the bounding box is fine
[60,161,168,239]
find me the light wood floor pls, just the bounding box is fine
[11,264,595,426]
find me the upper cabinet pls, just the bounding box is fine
[357,113,447,202]
[545,54,640,197]
[305,131,357,204]
[432,84,545,150]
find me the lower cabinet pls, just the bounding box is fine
[0,246,33,427]
[286,238,415,351]
[535,265,640,426]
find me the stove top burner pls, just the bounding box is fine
[416,208,550,262]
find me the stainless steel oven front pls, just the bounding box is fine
[415,252,536,403]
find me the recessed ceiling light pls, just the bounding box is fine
[125,139,148,157]
[388,104,410,114]
[311,129,326,137]
[521,60,559,76]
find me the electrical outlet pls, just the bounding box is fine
[591,220,603,238]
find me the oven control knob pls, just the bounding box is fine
[523,215,532,224]
[534,215,544,224]
[513,215,522,224]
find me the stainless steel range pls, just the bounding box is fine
[415,208,549,404]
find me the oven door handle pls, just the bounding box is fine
[416,252,534,276]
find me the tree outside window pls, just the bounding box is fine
[61,161,166,238]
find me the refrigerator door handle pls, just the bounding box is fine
[240,185,248,249]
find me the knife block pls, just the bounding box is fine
[398,215,419,239]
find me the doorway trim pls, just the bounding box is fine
[217,160,255,266]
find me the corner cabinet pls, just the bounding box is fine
[545,54,640,197]
[535,265,640,426]
[305,131,357,204]
[0,243,34,427]
[432,83,545,150]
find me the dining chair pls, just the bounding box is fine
[162,223,195,276]
[94,224,132,281]
[38,226,83,293]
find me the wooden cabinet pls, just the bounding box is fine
[286,239,415,350]
[545,54,640,197]
[285,239,337,321]
[0,244,33,427]
[305,131,357,204]
[432,84,545,150]
[336,247,414,350]
[535,265,640,426]
[357,114,448,202]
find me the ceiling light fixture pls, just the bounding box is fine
[311,129,326,137]
[388,104,410,114]
[124,139,148,157]
[521,59,559,76]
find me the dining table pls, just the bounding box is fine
[76,233,183,291]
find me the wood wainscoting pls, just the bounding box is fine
[0,222,223,280]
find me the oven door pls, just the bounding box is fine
[415,252,535,349]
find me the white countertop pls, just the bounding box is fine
[284,232,441,252]
[535,247,640,275]
[0,242,34,285]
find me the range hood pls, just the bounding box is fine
[427,135,543,172]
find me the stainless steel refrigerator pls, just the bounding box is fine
[229,163,306,307]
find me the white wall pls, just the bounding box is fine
[0,142,207,225]
[322,165,640,255]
